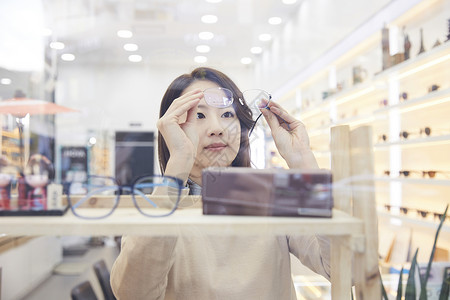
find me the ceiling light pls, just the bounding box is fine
[268,17,282,25]
[124,43,138,51]
[88,137,97,145]
[61,53,75,61]
[117,30,133,38]
[282,0,297,4]
[206,0,222,3]
[0,78,12,85]
[194,56,207,63]
[250,47,263,54]
[196,45,211,53]
[258,34,272,42]
[199,31,214,40]
[240,57,252,65]
[201,15,218,24]
[128,55,142,62]
[49,41,65,50]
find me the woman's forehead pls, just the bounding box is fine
[182,80,219,94]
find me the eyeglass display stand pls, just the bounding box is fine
[0,125,378,299]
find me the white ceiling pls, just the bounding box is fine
[0,0,394,94]
[42,0,302,67]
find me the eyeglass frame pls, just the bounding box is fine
[67,174,184,219]
[202,87,290,137]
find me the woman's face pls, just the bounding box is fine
[181,80,241,178]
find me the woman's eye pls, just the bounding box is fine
[222,111,235,118]
[197,112,205,119]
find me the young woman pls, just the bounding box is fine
[110,67,330,300]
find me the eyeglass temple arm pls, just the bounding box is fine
[132,182,180,208]
[72,186,117,209]
[248,108,291,137]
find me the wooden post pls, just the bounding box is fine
[330,125,352,214]
[349,126,381,299]
[330,125,353,299]
[331,236,352,299]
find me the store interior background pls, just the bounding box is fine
[0,0,450,299]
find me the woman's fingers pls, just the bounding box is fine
[165,89,203,114]
[267,103,296,124]
[260,108,280,131]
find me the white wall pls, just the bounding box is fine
[55,63,254,146]
[0,237,62,300]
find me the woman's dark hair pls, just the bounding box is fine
[158,67,254,174]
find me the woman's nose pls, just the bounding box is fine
[207,118,224,136]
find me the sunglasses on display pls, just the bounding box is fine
[384,204,449,222]
[203,87,290,136]
[399,92,408,101]
[384,170,449,179]
[378,127,432,142]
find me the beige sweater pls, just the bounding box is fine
[110,187,331,300]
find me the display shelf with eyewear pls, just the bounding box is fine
[377,205,450,233]
[272,0,450,281]
[375,174,450,186]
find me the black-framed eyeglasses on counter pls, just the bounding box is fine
[67,175,184,219]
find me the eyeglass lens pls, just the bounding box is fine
[242,89,271,117]
[68,175,181,219]
[133,176,180,216]
[69,176,119,219]
[203,87,234,108]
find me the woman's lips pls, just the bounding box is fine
[204,143,227,151]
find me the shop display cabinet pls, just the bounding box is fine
[271,0,450,263]
[0,125,381,299]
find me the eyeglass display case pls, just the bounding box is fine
[271,0,450,266]
[0,125,381,299]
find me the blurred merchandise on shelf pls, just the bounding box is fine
[202,167,333,217]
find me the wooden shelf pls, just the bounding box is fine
[377,210,450,233]
[374,133,450,148]
[0,207,363,237]
[375,176,450,186]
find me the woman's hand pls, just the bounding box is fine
[260,102,319,169]
[157,89,203,177]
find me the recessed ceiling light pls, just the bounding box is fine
[240,57,252,65]
[128,55,142,62]
[282,0,297,4]
[194,56,208,63]
[258,34,272,42]
[124,43,138,51]
[61,53,75,61]
[268,17,282,25]
[117,30,133,38]
[196,45,211,53]
[199,31,214,40]
[49,41,65,50]
[0,78,12,85]
[206,0,222,3]
[201,15,218,24]
[250,46,263,54]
